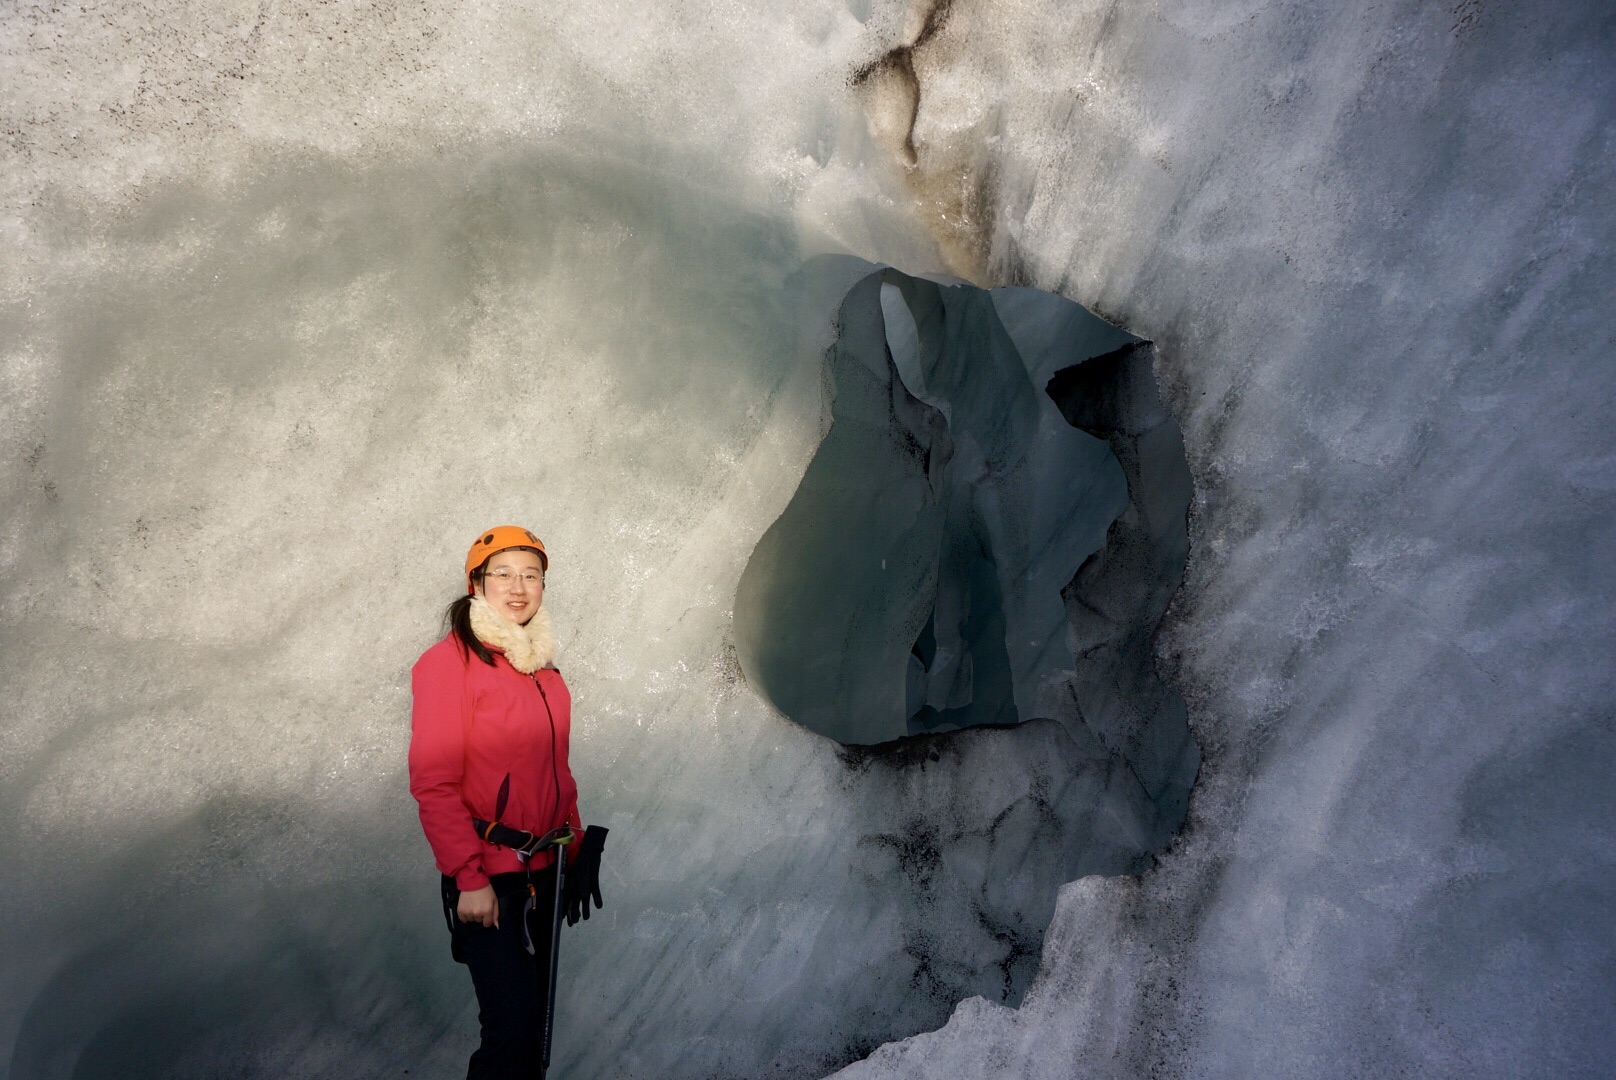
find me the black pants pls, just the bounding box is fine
[442,867,559,1080]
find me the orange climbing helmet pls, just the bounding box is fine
[465,525,548,592]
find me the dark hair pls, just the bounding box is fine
[445,564,497,666]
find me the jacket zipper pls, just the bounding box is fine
[533,673,564,838]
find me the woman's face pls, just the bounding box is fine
[477,548,546,624]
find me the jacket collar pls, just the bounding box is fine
[469,594,557,674]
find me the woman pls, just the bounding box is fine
[409,525,607,1079]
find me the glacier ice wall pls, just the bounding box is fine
[0,7,1191,1074]
[834,0,1616,1077]
[2,0,1612,1078]
[0,147,1185,1078]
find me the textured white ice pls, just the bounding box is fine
[2,0,1612,1078]
[830,1,1616,1077]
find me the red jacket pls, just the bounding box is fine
[409,634,581,890]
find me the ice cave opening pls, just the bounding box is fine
[729,254,1202,1040]
[737,263,1199,803]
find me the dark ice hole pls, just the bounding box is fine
[737,264,1199,819]
[730,262,1201,1040]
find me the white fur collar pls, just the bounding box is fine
[469,594,557,674]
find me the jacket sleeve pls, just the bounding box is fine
[408,644,489,892]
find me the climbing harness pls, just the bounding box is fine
[471,818,575,956]
[472,818,576,861]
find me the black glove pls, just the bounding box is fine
[564,825,608,926]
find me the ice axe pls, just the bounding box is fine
[540,826,575,1073]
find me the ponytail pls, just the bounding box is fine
[444,566,497,666]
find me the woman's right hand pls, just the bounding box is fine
[457,884,499,928]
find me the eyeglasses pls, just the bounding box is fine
[484,569,544,588]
